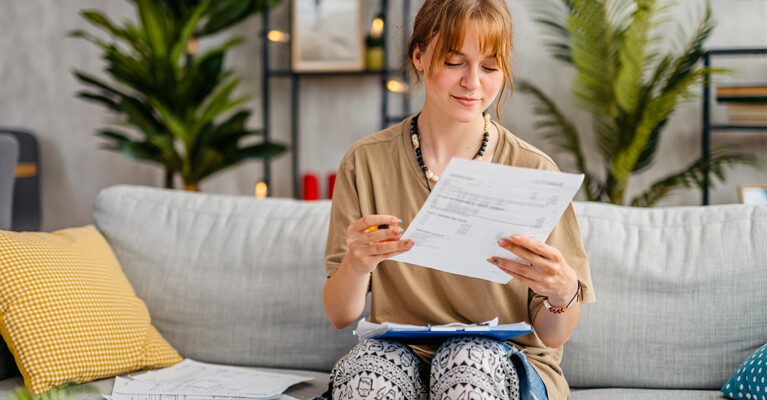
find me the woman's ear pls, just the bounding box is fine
[412,44,425,72]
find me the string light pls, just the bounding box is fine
[387,80,408,93]
[370,18,384,39]
[255,182,268,199]
[267,30,290,43]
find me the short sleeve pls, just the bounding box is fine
[528,202,595,322]
[324,153,363,279]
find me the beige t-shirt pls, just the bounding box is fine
[325,117,595,400]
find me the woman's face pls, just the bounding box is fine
[413,22,505,124]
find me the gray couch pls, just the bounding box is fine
[0,185,765,399]
[0,134,19,230]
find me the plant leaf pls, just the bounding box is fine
[614,0,658,113]
[516,80,598,201]
[630,146,764,207]
[136,0,168,58]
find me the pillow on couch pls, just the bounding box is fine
[0,226,182,394]
[722,342,767,400]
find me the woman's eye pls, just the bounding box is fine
[483,66,499,72]
[444,62,462,67]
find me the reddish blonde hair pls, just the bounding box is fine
[408,0,514,117]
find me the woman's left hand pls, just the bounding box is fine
[489,234,579,306]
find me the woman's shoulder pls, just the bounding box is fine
[339,118,409,170]
[495,122,560,172]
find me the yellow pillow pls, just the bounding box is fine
[0,226,182,394]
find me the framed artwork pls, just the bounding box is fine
[291,0,364,72]
[738,183,767,205]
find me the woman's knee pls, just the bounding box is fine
[331,339,426,400]
[433,336,510,374]
[431,336,520,399]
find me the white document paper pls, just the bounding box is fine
[391,158,584,284]
[109,359,311,400]
[353,317,499,340]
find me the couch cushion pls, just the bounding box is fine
[0,226,182,394]
[563,203,767,390]
[93,185,361,372]
[571,388,727,400]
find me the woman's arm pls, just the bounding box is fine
[489,234,581,348]
[323,215,413,329]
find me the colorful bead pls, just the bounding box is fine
[411,113,490,186]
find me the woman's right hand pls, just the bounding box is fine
[344,215,414,275]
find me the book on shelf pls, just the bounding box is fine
[718,95,767,103]
[725,102,767,114]
[716,84,767,98]
[722,101,767,125]
[726,119,767,126]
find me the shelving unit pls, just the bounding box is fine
[701,48,767,205]
[259,0,413,198]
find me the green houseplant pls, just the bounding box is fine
[519,0,761,206]
[71,0,285,191]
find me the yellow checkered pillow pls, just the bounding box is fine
[0,226,182,394]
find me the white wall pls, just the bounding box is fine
[0,0,766,231]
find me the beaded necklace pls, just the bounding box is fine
[410,112,490,191]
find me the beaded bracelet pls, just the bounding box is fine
[543,280,582,314]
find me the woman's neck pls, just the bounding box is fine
[416,106,487,166]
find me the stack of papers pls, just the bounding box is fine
[391,158,584,284]
[107,359,312,400]
[354,317,534,342]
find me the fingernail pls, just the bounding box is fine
[390,217,396,224]
[511,234,522,242]
[487,257,499,264]
[397,219,403,225]
[393,228,404,235]
[497,239,508,247]
[404,240,414,247]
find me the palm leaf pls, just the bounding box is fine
[630,146,764,207]
[614,0,658,113]
[529,1,574,63]
[660,3,713,93]
[76,91,120,112]
[610,68,708,202]
[194,78,251,130]
[79,10,147,56]
[97,129,133,144]
[516,80,597,200]
[567,0,617,117]
[201,0,281,36]
[118,96,166,138]
[67,30,111,51]
[169,3,207,64]
[136,0,169,58]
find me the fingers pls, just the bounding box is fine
[351,215,402,233]
[366,225,405,244]
[380,246,414,260]
[500,234,563,265]
[365,238,414,257]
[488,256,536,280]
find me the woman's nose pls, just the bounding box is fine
[462,67,481,93]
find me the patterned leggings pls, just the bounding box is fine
[329,336,539,400]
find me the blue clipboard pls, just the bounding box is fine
[373,329,533,342]
[356,319,534,344]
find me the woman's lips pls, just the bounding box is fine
[453,96,480,106]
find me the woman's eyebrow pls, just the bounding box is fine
[447,50,498,59]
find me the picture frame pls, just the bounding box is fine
[738,183,767,205]
[291,0,364,72]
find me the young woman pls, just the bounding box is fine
[323,1,595,399]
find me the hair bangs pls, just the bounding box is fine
[408,0,515,116]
